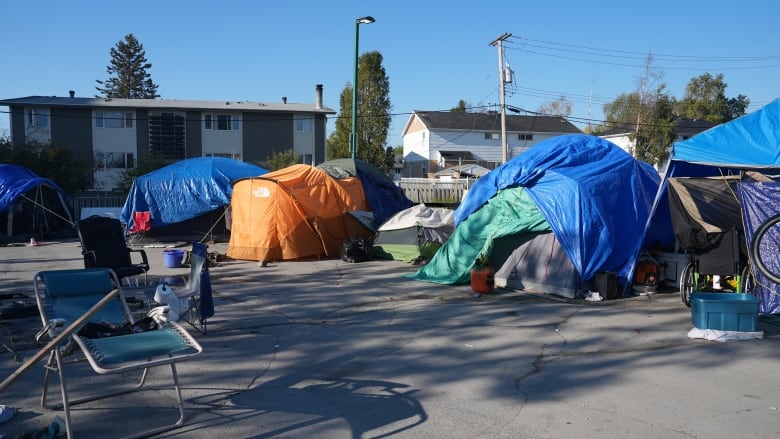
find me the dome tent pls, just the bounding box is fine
[0,164,74,242]
[406,134,661,298]
[120,157,267,239]
[227,164,374,262]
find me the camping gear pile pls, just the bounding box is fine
[645,98,780,314]
[371,204,455,264]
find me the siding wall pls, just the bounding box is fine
[186,110,203,157]
[242,112,294,163]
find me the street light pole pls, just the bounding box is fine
[350,16,375,160]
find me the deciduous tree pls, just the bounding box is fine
[538,95,572,117]
[676,73,748,123]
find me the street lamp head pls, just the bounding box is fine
[356,16,375,25]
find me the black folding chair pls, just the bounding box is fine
[75,216,150,286]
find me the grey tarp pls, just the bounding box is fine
[493,231,581,298]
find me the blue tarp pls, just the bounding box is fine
[0,164,68,213]
[120,157,267,230]
[443,134,661,286]
[671,98,780,168]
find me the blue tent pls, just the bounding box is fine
[645,98,780,313]
[0,164,68,213]
[408,134,661,292]
[0,164,74,238]
[121,157,267,231]
[645,99,780,251]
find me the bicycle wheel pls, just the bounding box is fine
[749,213,780,285]
[679,262,695,307]
[740,264,755,293]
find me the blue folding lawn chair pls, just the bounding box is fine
[31,268,203,439]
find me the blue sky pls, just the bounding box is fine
[1,0,778,145]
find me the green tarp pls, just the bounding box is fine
[406,187,550,284]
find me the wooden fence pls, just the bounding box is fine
[397,178,475,206]
[65,178,474,221]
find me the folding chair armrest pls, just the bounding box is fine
[36,318,66,341]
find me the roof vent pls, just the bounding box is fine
[282,97,287,104]
[68,90,75,98]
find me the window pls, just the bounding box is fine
[296,117,313,132]
[484,133,500,140]
[27,108,50,128]
[518,134,533,141]
[95,152,135,169]
[149,112,186,159]
[205,114,239,131]
[205,152,241,160]
[95,111,133,128]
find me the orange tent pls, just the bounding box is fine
[226,164,374,262]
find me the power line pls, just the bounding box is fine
[508,47,780,71]
[509,36,780,66]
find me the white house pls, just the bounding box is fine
[599,118,718,157]
[401,110,582,177]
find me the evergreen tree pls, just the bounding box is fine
[328,51,392,171]
[96,34,160,99]
[327,86,353,160]
[451,99,468,112]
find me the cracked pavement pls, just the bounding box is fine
[1,240,779,438]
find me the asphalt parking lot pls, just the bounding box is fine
[1,239,779,438]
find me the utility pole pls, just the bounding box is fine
[490,32,511,164]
